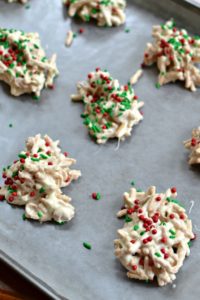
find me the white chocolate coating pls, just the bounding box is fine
[184,127,200,164]
[0,134,81,223]
[143,20,200,91]
[71,68,144,144]
[63,0,126,27]
[114,186,194,286]
[0,28,58,97]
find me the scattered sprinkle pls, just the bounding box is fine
[83,242,92,250]
[91,192,101,200]
[155,83,161,89]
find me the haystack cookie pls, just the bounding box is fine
[0,134,81,223]
[143,19,200,91]
[114,186,194,286]
[71,68,144,144]
[0,28,58,98]
[63,0,126,27]
[184,127,200,164]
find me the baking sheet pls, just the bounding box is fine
[0,0,200,299]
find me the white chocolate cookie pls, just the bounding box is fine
[63,0,126,27]
[71,68,144,144]
[0,134,81,223]
[184,127,200,164]
[143,20,200,91]
[0,28,58,97]
[114,186,194,286]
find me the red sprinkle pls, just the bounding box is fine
[127,208,134,214]
[139,215,145,221]
[171,187,177,194]
[147,236,152,242]
[191,138,197,146]
[139,258,144,266]
[30,191,35,197]
[79,28,84,34]
[155,196,161,201]
[65,177,70,183]
[132,265,137,271]
[0,195,5,201]
[64,152,68,157]
[92,192,97,200]
[164,253,169,259]
[161,237,167,243]
[130,239,136,244]
[169,213,175,219]
[8,196,14,202]
[20,158,25,164]
[179,213,185,220]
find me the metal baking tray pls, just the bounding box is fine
[0,0,200,299]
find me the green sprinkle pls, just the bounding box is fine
[31,157,40,162]
[125,215,132,223]
[125,28,130,33]
[160,72,166,76]
[56,221,65,225]
[136,189,143,192]
[39,187,45,194]
[155,83,161,89]
[40,154,48,159]
[12,171,18,178]
[25,4,30,9]
[155,252,161,257]
[32,95,40,101]
[131,181,135,186]
[96,192,101,200]
[133,224,139,231]
[169,229,176,235]
[188,241,191,247]
[169,235,176,239]
[83,242,92,250]
[22,213,26,221]
[9,123,13,128]
[18,153,27,159]
[37,211,43,218]
[140,231,146,236]
[160,221,166,226]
